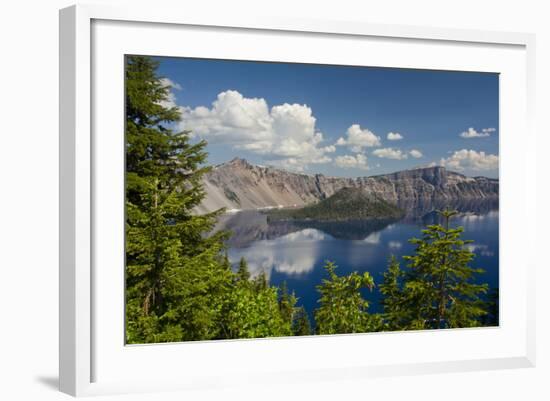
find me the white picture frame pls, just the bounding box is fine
[59,4,536,397]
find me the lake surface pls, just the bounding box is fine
[215,199,499,321]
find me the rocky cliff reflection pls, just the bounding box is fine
[214,198,499,247]
[397,198,498,225]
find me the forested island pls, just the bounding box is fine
[125,55,497,344]
[266,187,405,222]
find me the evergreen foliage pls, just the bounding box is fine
[237,257,251,283]
[379,255,408,330]
[220,283,291,339]
[314,261,379,334]
[253,271,268,292]
[482,288,499,326]
[380,209,489,330]
[125,55,231,343]
[125,56,293,343]
[292,307,312,336]
[278,281,298,328]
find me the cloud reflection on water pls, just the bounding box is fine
[465,243,495,257]
[223,205,498,285]
[228,228,330,279]
[363,232,381,244]
[388,240,403,249]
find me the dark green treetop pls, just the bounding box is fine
[315,261,378,334]
[390,208,489,329]
[237,256,251,283]
[292,306,312,336]
[379,255,408,330]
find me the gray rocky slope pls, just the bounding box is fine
[196,158,498,214]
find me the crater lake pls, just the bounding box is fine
[214,199,499,322]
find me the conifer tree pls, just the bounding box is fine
[221,280,292,339]
[125,55,230,343]
[314,261,376,334]
[253,270,268,292]
[399,209,489,329]
[237,256,251,283]
[292,307,312,336]
[278,281,297,328]
[482,288,499,326]
[379,255,407,330]
[221,250,231,271]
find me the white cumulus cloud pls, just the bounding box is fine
[177,90,334,171]
[160,77,182,91]
[387,132,403,141]
[335,124,381,152]
[158,77,182,109]
[334,153,369,170]
[372,147,408,160]
[409,149,423,158]
[459,127,496,139]
[440,149,499,172]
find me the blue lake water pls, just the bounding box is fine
[216,200,499,321]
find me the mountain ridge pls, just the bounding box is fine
[196,157,498,214]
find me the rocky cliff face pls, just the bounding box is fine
[195,158,499,214]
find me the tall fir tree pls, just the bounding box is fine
[237,256,251,283]
[379,255,408,330]
[125,55,230,343]
[253,270,268,292]
[397,209,489,329]
[278,281,297,329]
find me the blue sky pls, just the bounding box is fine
[155,56,499,178]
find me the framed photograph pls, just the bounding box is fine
[59,4,536,396]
